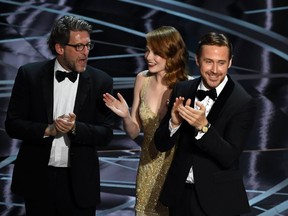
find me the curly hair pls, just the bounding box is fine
[47,15,92,55]
[146,26,189,88]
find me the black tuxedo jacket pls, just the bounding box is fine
[5,59,114,208]
[154,76,256,216]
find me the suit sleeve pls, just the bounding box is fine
[5,65,50,142]
[69,71,114,147]
[154,85,180,152]
[196,96,257,168]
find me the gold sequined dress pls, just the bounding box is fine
[135,77,175,216]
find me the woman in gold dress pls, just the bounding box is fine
[103,26,189,215]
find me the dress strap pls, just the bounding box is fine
[140,75,151,99]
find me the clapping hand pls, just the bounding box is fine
[55,113,76,134]
[103,92,130,118]
[170,96,185,127]
[177,100,207,129]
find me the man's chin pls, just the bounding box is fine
[76,67,86,73]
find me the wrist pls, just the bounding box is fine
[170,119,180,128]
[171,122,180,128]
[71,122,76,135]
[45,124,57,137]
[199,122,211,133]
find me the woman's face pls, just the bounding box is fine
[145,46,167,75]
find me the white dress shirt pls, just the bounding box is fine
[48,60,79,167]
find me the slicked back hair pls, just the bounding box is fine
[196,32,233,60]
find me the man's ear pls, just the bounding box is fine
[195,55,199,66]
[55,43,64,55]
[228,58,232,68]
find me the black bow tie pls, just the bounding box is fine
[55,70,78,83]
[196,89,217,101]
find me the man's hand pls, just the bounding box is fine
[178,100,208,130]
[55,113,76,134]
[44,123,57,137]
[170,97,185,128]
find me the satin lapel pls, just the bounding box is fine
[186,77,201,102]
[207,75,235,124]
[41,61,54,123]
[73,71,90,115]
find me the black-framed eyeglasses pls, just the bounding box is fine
[65,42,94,51]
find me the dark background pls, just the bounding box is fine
[0,0,287,215]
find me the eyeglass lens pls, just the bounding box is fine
[76,43,94,51]
[66,43,94,51]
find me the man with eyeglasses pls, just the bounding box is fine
[5,15,114,216]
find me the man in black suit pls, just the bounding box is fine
[154,32,256,216]
[5,15,113,216]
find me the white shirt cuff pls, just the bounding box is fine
[169,119,181,137]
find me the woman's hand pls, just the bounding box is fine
[103,92,130,118]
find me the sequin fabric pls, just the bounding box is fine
[135,76,175,216]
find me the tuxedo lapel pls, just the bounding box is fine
[74,71,90,115]
[179,77,200,103]
[187,78,201,101]
[207,75,235,124]
[41,61,54,123]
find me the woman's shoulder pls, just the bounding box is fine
[134,70,150,91]
[188,75,194,80]
[136,70,150,78]
[135,70,150,83]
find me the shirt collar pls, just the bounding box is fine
[54,59,68,73]
[199,75,228,97]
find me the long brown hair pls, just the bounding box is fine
[146,26,189,88]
